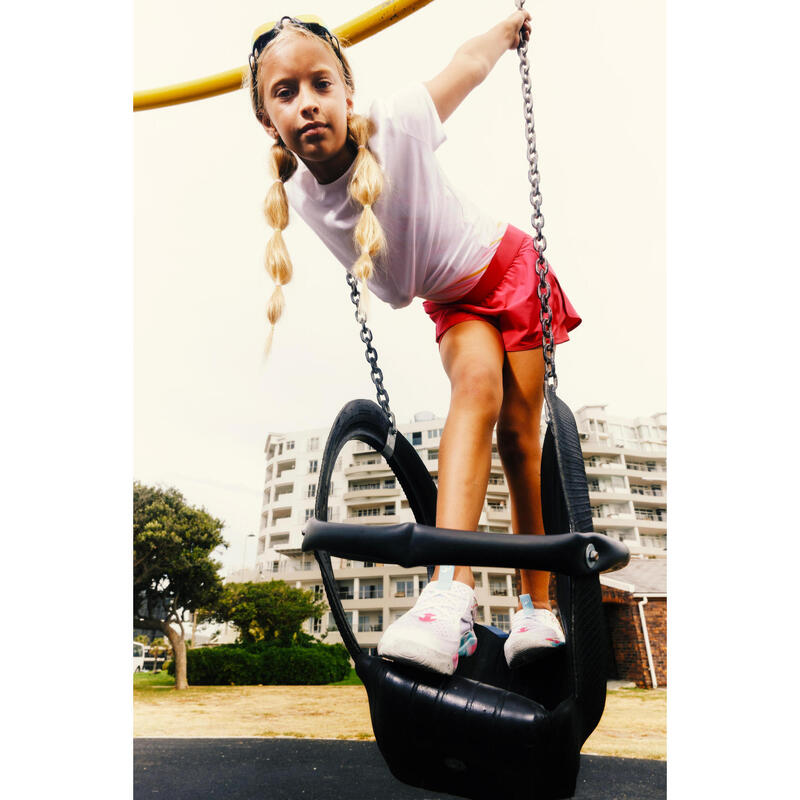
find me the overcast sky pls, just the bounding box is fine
[134,0,665,574]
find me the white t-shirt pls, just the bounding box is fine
[284,83,506,309]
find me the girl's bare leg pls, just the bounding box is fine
[433,320,505,588]
[497,347,551,609]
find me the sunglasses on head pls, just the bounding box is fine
[249,15,345,85]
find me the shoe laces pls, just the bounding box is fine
[416,582,474,620]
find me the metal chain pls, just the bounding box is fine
[515,0,557,389]
[345,273,397,434]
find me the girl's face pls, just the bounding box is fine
[259,32,354,183]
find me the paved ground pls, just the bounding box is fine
[134,739,666,799]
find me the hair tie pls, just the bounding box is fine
[357,143,367,150]
[363,203,372,210]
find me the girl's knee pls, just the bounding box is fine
[496,421,541,466]
[450,366,503,421]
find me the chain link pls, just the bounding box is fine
[515,0,557,389]
[346,273,397,434]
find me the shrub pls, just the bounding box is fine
[170,641,351,685]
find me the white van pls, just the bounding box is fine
[133,641,145,673]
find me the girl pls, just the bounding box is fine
[248,10,581,675]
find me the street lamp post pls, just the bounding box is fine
[241,533,256,576]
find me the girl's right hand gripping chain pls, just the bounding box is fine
[505,9,531,50]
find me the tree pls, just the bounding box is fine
[202,581,326,646]
[133,482,227,689]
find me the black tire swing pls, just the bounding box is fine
[301,5,630,798]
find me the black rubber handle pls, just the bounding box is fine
[302,517,629,576]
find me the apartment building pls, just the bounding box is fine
[252,405,666,652]
[574,405,667,554]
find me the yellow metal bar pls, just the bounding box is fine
[134,0,436,112]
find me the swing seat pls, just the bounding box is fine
[302,393,629,800]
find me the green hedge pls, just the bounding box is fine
[168,641,351,685]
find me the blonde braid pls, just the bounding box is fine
[347,114,386,318]
[263,142,298,355]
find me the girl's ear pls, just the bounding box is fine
[259,111,279,140]
[346,95,354,118]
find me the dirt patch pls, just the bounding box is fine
[135,685,373,739]
[134,684,665,759]
[583,688,666,760]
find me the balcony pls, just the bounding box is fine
[584,462,626,476]
[588,489,632,503]
[346,513,399,525]
[591,515,639,531]
[344,461,392,478]
[629,492,666,507]
[625,463,666,480]
[357,621,384,633]
[269,532,290,548]
[486,506,511,522]
[275,459,296,479]
[344,487,400,501]
[634,513,667,529]
[271,507,292,526]
[273,482,295,500]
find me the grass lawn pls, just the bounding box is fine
[134,671,176,690]
[134,671,664,759]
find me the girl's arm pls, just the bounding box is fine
[424,9,531,123]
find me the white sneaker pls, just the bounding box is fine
[377,579,478,675]
[504,605,566,668]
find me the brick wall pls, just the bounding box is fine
[601,586,667,688]
[546,579,667,688]
[643,597,667,687]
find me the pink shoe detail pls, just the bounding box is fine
[418,612,437,623]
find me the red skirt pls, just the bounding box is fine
[422,224,582,351]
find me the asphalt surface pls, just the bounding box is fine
[134,738,666,799]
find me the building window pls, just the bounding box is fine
[489,579,508,596]
[312,584,324,600]
[308,437,319,451]
[428,449,439,461]
[355,507,381,517]
[384,504,396,516]
[337,582,354,600]
[384,478,396,489]
[394,579,413,598]
[311,617,322,634]
[491,612,511,632]
[351,480,380,491]
[418,576,429,593]
[359,583,384,600]
[305,508,314,522]
[411,431,422,446]
[358,614,383,633]
[307,484,316,498]
[309,460,318,474]
[286,440,295,450]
